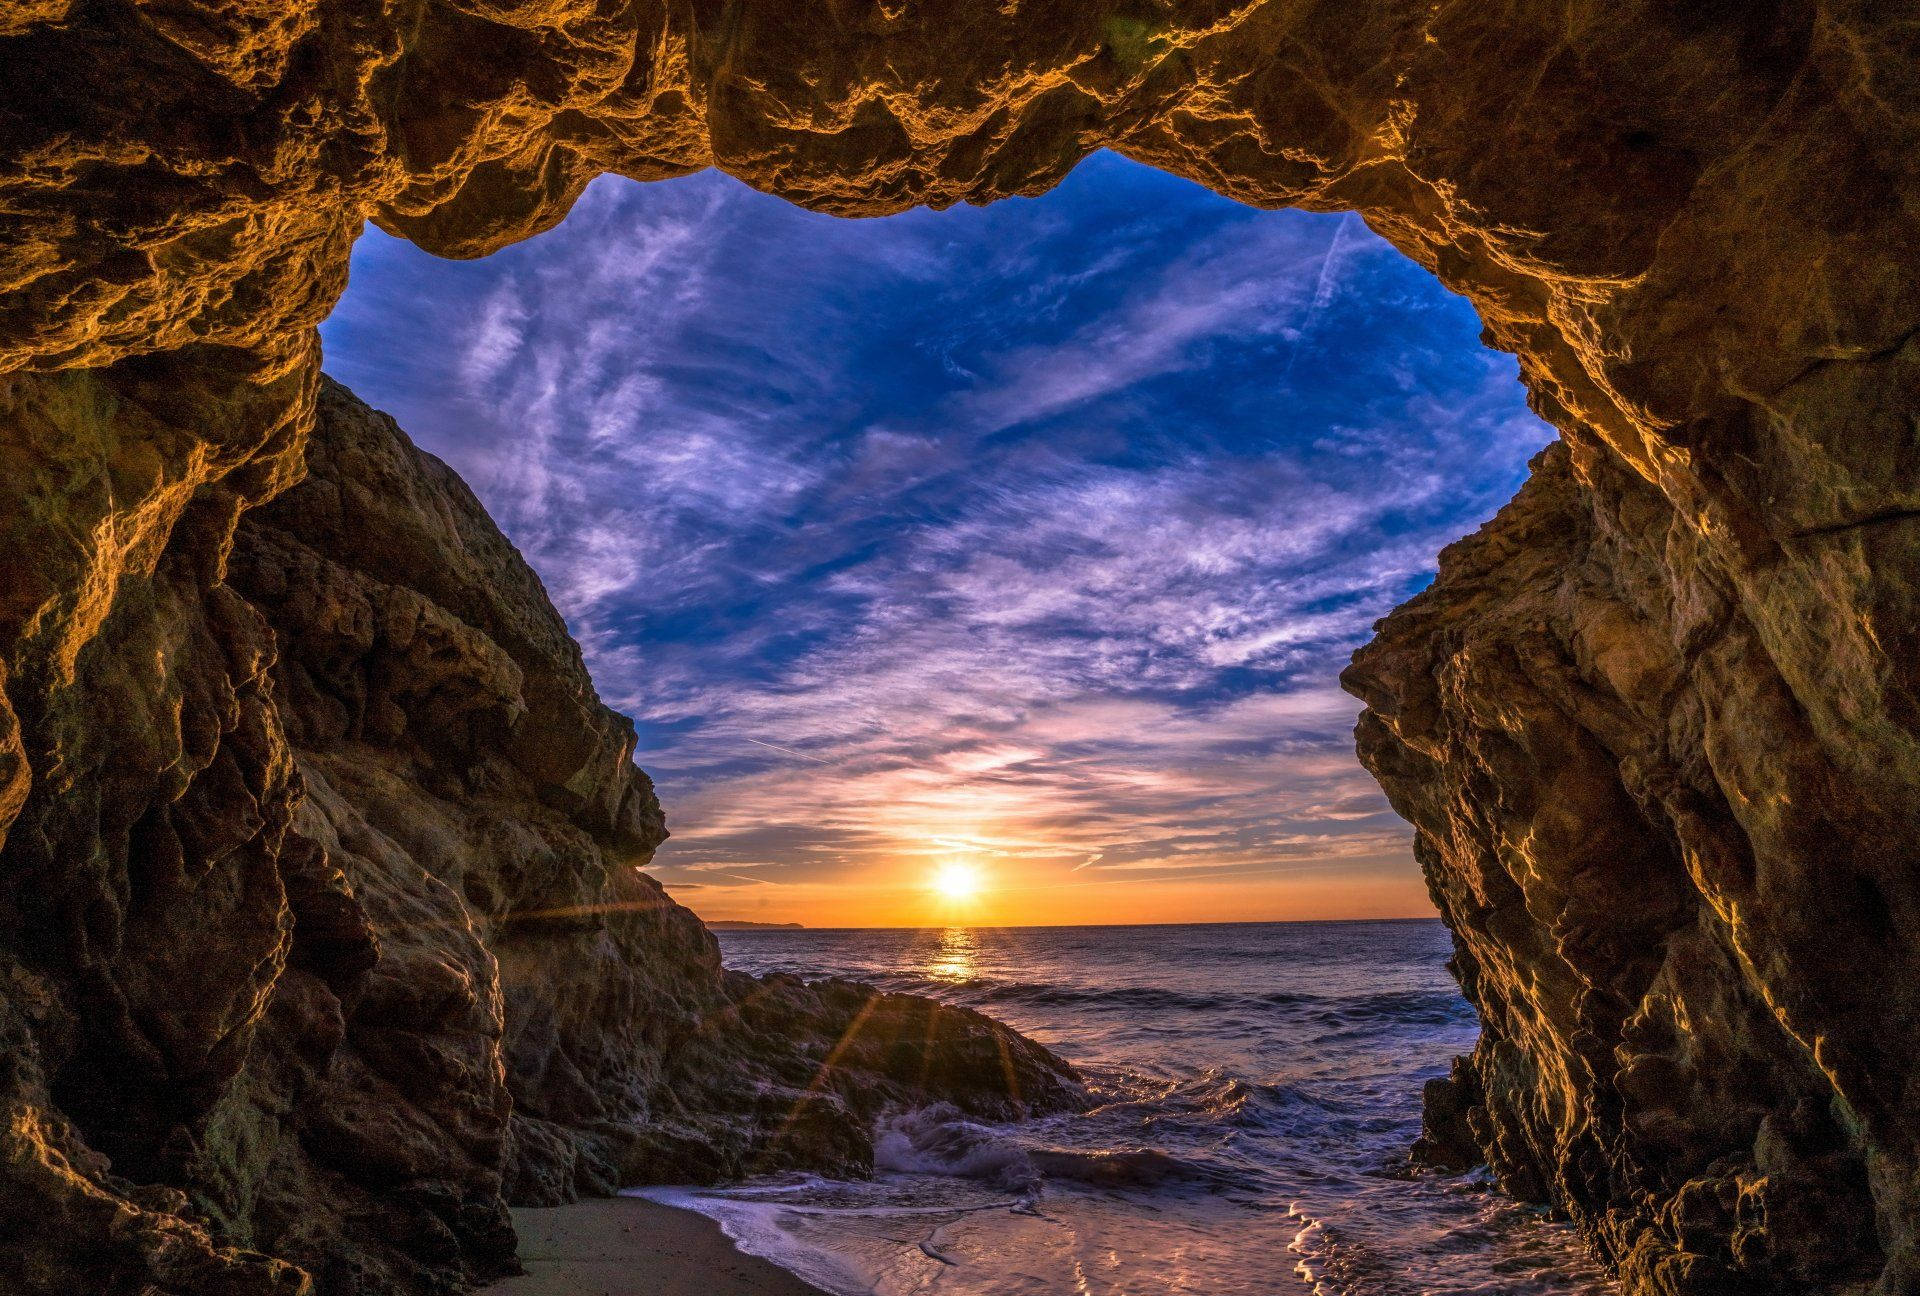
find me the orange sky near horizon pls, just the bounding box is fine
[637,682,1441,929]
[664,850,1436,929]
[636,682,1443,929]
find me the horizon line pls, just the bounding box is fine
[697,914,1443,931]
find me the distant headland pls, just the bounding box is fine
[705,920,806,931]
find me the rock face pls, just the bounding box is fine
[0,375,1083,1296]
[0,3,1917,1294]
[1345,441,1908,1295]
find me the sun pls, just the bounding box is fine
[930,860,985,903]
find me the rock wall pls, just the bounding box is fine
[1345,441,1904,1294]
[1,2,1917,1294]
[0,373,1082,1296]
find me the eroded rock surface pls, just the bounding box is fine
[1346,439,1912,1296]
[0,376,1082,1295]
[0,2,1917,1294]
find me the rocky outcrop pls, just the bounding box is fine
[1345,438,1909,1295]
[0,375,1082,1296]
[1,2,1917,1294]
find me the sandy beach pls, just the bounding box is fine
[485,1197,829,1296]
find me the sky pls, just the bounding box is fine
[319,151,1551,928]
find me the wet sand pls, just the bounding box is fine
[484,1197,830,1296]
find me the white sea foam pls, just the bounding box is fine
[628,1183,877,1296]
[873,1105,1039,1190]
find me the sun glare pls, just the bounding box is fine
[930,861,984,904]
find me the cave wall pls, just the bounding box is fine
[1,1,1917,1294]
[1346,439,1908,1294]
[0,369,1083,1295]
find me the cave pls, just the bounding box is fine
[2,3,1917,1295]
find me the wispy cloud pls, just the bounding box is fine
[321,152,1551,920]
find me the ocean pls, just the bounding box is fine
[637,920,1614,1296]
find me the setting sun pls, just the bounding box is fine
[930,861,985,903]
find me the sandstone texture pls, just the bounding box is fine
[0,1,1917,1294]
[1347,439,1911,1295]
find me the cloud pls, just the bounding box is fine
[320,152,1553,916]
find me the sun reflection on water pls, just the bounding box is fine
[921,927,978,984]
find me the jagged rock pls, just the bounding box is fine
[0,3,1918,1294]
[1410,1055,1482,1174]
[1345,443,1898,1293]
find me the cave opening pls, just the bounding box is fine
[304,148,1608,1294]
[319,149,1554,931]
[7,5,1914,1294]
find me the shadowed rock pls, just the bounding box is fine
[0,377,1081,1295]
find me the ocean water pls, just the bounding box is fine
[636,921,1614,1296]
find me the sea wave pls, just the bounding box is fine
[874,1103,1230,1194]
[848,973,1474,1028]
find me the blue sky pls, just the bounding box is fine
[320,152,1550,925]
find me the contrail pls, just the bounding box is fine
[743,736,832,765]
[1281,211,1353,379]
[1309,211,1353,312]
